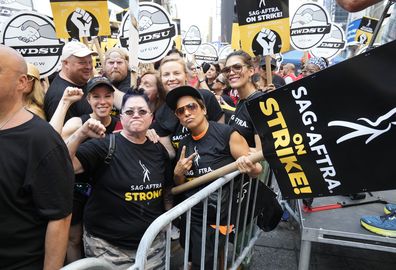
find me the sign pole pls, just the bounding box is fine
[93,37,105,68]
[265,55,273,85]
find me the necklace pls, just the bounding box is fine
[0,107,25,130]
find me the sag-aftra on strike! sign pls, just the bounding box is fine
[247,40,396,199]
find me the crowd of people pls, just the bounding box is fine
[1,0,395,269]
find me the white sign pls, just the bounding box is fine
[218,44,234,61]
[118,3,177,63]
[138,2,177,63]
[0,11,63,77]
[290,3,332,51]
[183,25,201,54]
[194,43,218,66]
[310,24,346,60]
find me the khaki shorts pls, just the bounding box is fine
[83,228,166,270]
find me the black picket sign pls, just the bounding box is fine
[247,40,396,199]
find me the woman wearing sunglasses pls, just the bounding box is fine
[166,85,262,270]
[224,50,264,149]
[151,56,224,158]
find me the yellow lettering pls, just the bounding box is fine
[272,128,291,149]
[294,186,312,194]
[139,192,146,200]
[260,98,279,116]
[295,144,307,155]
[289,172,309,187]
[267,112,287,128]
[280,155,302,173]
[276,146,294,157]
[146,191,153,200]
[131,192,139,200]
[125,192,132,201]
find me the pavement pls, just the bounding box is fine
[170,215,396,270]
[250,220,396,270]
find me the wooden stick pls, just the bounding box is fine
[171,151,264,195]
[93,37,105,68]
[265,55,272,85]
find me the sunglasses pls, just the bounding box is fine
[175,102,199,117]
[221,63,247,76]
[123,108,150,117]
[215,78,225,84]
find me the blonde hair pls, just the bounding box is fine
[159,55,188,76]
[25,79,46,120]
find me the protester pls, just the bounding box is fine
[152,56,224,157]
[282,63,298,84]
[167,86,262,270]
[0,44,74,270]
[259,56,285,90]
[102,47,131,93]
[211,73,235,108]
[139,70,166,113]
[44,41,97,121]
[301,57,328,78]
[24,63,46,120]
[186,61,200,88]
[65,92,173,269]
[205,62,221,90]
[225,50,264,149]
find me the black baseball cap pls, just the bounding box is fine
[166,86,204,111]
[86,76,114,93]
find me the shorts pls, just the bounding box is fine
[83,228,166,270]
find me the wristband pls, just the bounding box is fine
[199,79,205,83]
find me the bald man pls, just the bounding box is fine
[0,45,74,270]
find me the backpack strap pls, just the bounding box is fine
[104,133,116,165]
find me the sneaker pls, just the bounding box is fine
[360,211,396,237]
[384,204,396,215]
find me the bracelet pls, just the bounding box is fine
[199,79,205,83]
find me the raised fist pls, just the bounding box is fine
[71,8,92,37]
[257,28,276,55]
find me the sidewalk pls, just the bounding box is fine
[251,221,396,270]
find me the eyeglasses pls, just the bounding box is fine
[175,102,199,117]
[27,75,36,82]
[221,63,247,77]
[122,108,150,117]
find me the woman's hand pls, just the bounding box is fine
[174,146,197,185]
[236,155,262,178]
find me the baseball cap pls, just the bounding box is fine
[61,41,98,61]
[86,77,114,93]
[166,86,204,111]
[259,56,277,69]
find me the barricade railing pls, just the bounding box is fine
[62,159,270,270]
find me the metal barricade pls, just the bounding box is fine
[62,165,270,270]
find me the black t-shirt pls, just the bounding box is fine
[76,134,173,249]
[228,91,264,147]
[177,122,235,222]
[152,89,224,150]
[0,115,74,270]
[44,74,92,121]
